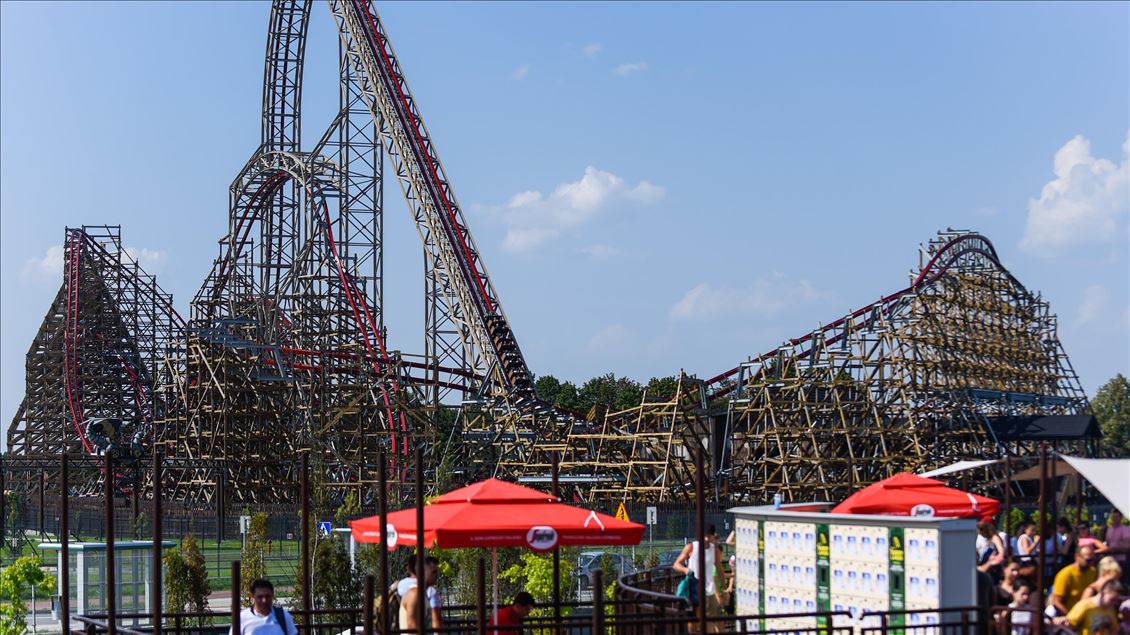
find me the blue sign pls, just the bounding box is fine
[318,521,332,537]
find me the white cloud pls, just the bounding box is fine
[482,166,665,253]
[581,244,620,259]
[670,273,821,321]
[21,245,65,281]
[512,64,530,80]
[584,324,632,355]
[1076,285,1109,325]
[125,246,168,273]
[1020,133,1129,253]
[612,62,648,77]
[581,43,603,58]
[502,227,558,253]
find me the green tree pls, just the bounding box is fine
[578,374,643,412]
[554,381,582,411]
[335,490,361,528]
[310,538,360,610]
[241,513,269,595]
[0,555,55,635]
[1005,507,1028,535]
[644,376,679,401]
[535,375,563,406]
[164,534,210,623]
[5,491,22,559]
[1093,374,1130,457]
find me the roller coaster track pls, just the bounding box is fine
[703,232,1026,399]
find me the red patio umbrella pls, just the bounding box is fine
[350,478,644,550]
[350,478,645,618]
[831,472,1000,518]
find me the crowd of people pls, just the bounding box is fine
[979,509,1130,635]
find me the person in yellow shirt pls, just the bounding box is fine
[1063,580,1122,635]
[1053,544,1098,615]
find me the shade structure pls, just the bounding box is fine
[832,472,1000,519]
[350,478,645,551]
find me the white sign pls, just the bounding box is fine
[911,504,936,518]
[525,526,559,551]
[317,521,332,537]
[646,506,658,526]
[239,515,251,534]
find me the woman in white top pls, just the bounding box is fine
[672,523,728,633]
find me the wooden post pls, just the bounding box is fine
[60,455,70,635]
[105,454,117,635]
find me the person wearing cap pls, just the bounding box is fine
[488,591,535,634]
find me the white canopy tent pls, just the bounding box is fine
[1060,456,1130,517]
[918,459,1001,478]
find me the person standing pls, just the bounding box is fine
[399,555,443,633]
[1017,523,1040,567]
[673,523,728,633]
[1103,510,1130,584]
[230,579,297,635]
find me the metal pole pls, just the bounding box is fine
[39,469,45,537]
[1050,452,1059,552]
[415,446,426,635]
[378,452,389,635]
[1003,456,1012,555]
[362,574,374,635]
[1035,444,1047,635]
[152,449,163,635]
[301,453,311,632]
[552,452,561,633]
[61,454,70,635]
[1,456,6,562]
[696,446,707,635]
[231,560,241,635]
[1074,473,1083,526]
[592,570,604,634]
[476,557,487,635]
[217,468,226,546]
[105,454,117,635]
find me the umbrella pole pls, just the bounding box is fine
[492,547,498,624]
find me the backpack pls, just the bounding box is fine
[272,606,287,634]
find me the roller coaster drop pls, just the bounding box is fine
[4,1,1095,508]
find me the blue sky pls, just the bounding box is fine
[2,2,1127,447]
